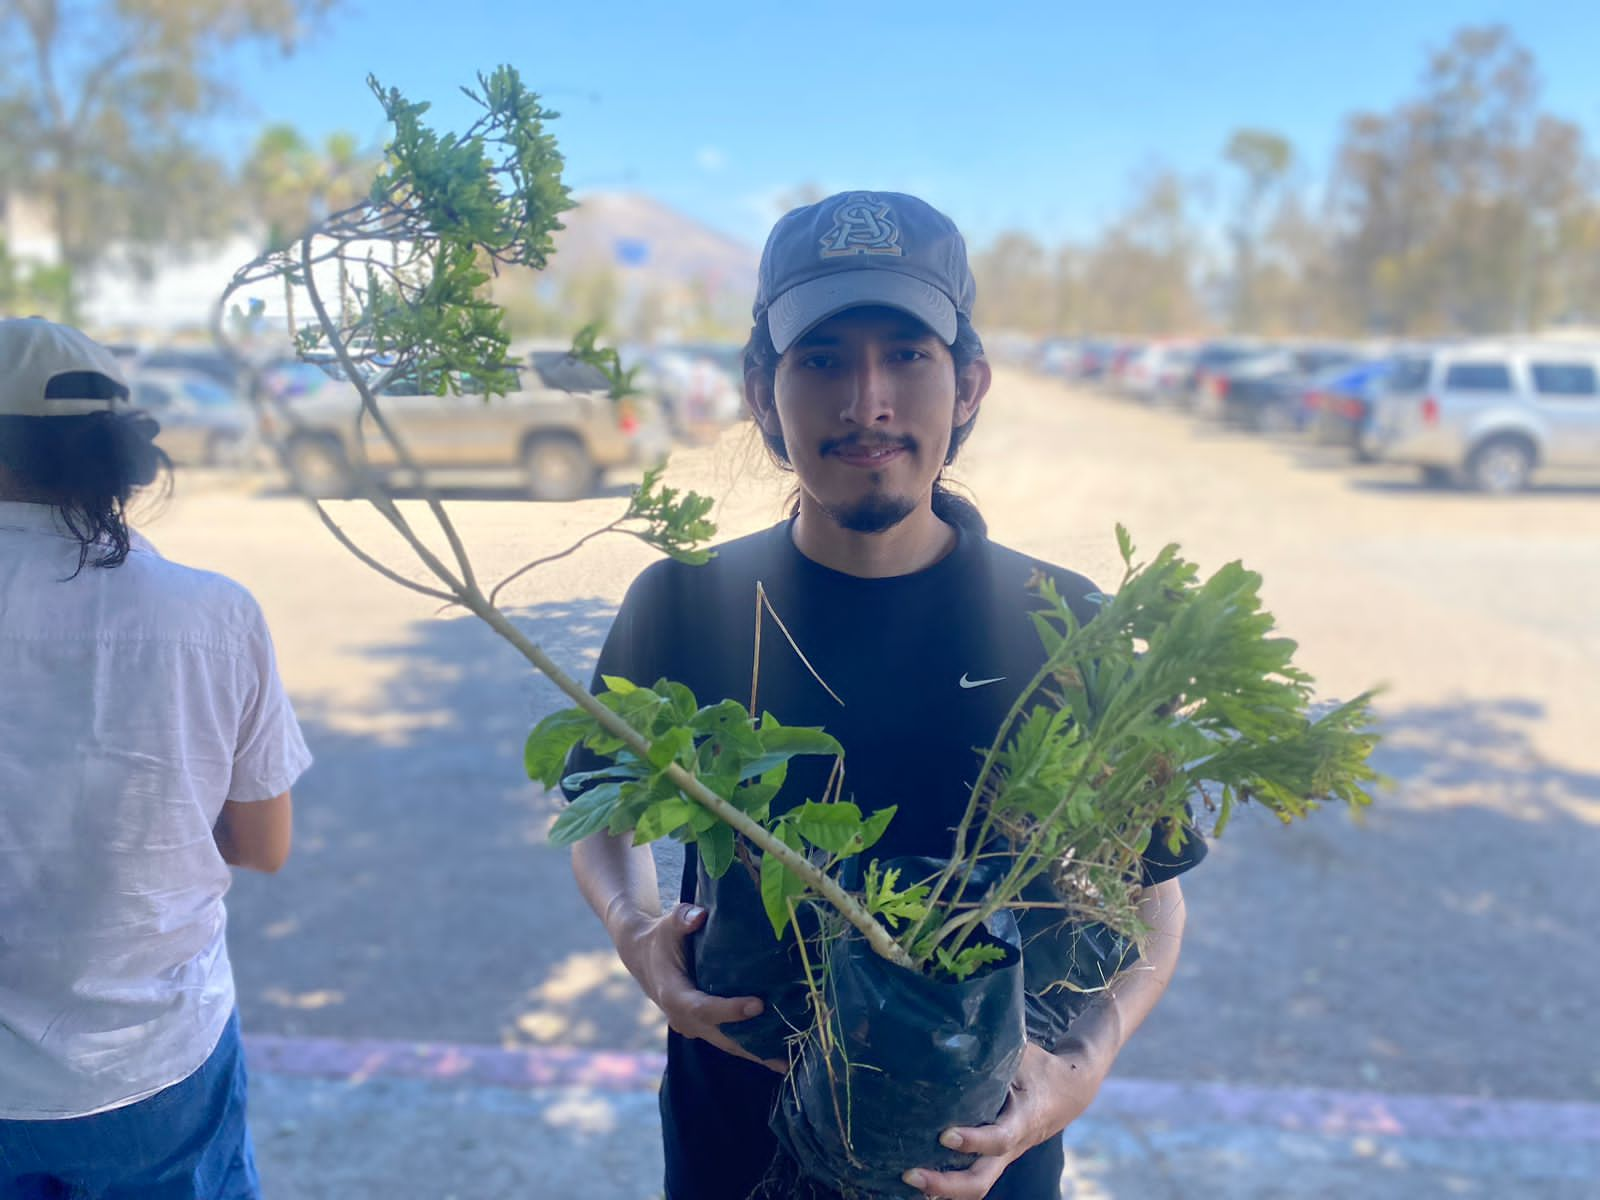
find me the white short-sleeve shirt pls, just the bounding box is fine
[0,502,312,1118]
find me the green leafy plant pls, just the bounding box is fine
[532,525,1381,983]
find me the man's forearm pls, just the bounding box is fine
[1056,878,1187,1075]
[571,831,664,942]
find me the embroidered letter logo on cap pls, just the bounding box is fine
[819,192,904,258]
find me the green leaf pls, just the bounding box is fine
[1214,787,1235,837]
[758,721,845,761]
[524,708,598,788]
[547,781,622,846]
[760,825,808,939]
[652,679,698,725]
[698,822,736,878]
[1115,523,1135,567]
[789,801,866,855]
[934,942,1008,982]
[601,675,639,695]
[864,860,929,928]
[730,761,787,823]
[858,805,895,853]
[646,726,694,772]
[635,795,696,843]
[691,699,755,736]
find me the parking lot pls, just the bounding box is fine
[140,367,1600,1197]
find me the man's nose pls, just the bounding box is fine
[839,358,894,426]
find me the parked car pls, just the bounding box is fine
[1177,341,1260,408]
[134,347,242,391]
[632,345,745,437]
[259,351,670,501]
[1207,345,1365,431]
[1303,359,1393,456]
[1365,342,1600,491]
[1117,343,1197,403]
[130,369,256,467]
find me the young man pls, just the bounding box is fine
[0,319,311,1199]
[570,193,1201,1200]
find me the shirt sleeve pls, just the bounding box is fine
[1140,812,1207,885]
[228,600,313,803]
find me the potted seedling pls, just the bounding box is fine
[533,531,1380,1195]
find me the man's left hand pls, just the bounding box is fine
[901,1041,1106,1200]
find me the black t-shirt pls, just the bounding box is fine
[569,519,1204,1200]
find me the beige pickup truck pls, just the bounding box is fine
[260,352,670,501]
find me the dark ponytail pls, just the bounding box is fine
[0,411,170,575]
[741,311,988,537]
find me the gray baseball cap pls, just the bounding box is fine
[0,318,130,417]
[754,191,976,354]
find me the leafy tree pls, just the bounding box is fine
[0,0,335,314]
[1223,129,1294,331]
[1326,24,1600,333]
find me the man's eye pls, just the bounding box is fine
[800,354,835,370]
[891,349,929,364]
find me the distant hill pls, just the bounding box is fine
[548,190,758,299]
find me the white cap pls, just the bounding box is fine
[0,318,130,417]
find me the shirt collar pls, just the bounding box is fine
[0,501,72,537]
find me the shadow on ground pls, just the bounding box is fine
[228,597,668,1053]
[1128,693,1600,1102]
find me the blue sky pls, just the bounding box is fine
[215,0,1600,250]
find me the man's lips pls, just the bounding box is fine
[825,440,912,467]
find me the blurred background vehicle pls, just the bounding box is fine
[255,351,669,501]
[1177,341,1260,409]
[1116,342,1198,403]
[626,343,744,441]
[134,346,244,392]
[1206,344,1366,431]
[1366,342,1600,491]
[129,367,256,468]
[1303,358,1395,457]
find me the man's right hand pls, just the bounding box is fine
[612,901,787,1073]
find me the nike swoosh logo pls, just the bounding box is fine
[959,673,1006,689]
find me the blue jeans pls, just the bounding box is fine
[0,1010,260,1200]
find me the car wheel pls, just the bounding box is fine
[285,436,350,498]
[1466,437,1534,494]
[523,435,595,502]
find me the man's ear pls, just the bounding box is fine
[955,357,991,427]
[745,369,780,435]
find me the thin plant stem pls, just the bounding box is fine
[489,519,623,608]
[310,501,455,602]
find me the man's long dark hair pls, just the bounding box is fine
[0,411,170,575]
[741,310,989,537]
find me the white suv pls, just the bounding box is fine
[1366,342,1600,492]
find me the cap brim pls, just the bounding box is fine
[767,270,957,354]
